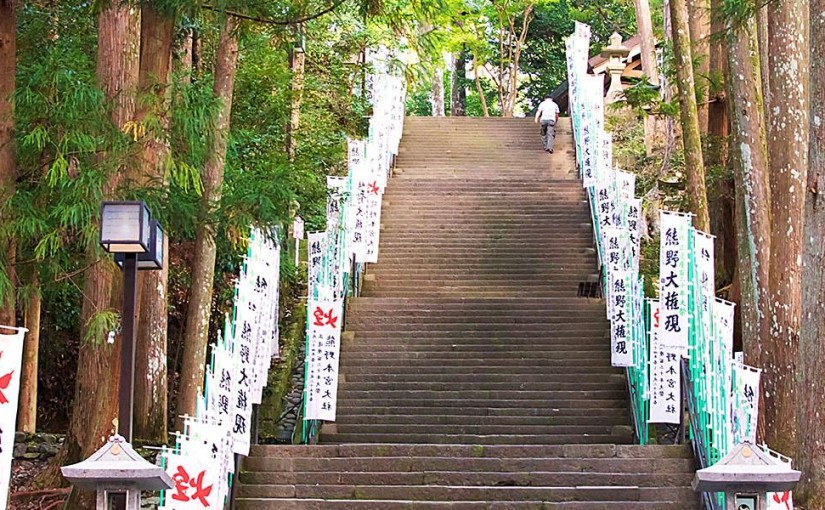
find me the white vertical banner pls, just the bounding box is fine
[349,152,369,260]
[601,133,613,186]
[715,297,736,448]
[595,185,615,232]
[659,211,691,356]
[305,298,344,421]
[627,198,642,273]
[231,275,256,455]
[160,451,220,510]
[307,232,326,298]
[580,113,596,187]
[363,187,383,263]
[732,363,761,445]
[0,326,25,510]
[693,230,715,346]
[608,271,633,367]
[648,302,681,423]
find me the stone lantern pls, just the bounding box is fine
[692,442,801,510]
[600,33,630,104]
[61,435,173,510]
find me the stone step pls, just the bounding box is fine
[246,444,691,458]
[240,471,694,488]
[333,412,627,426]
[236,500,699,510]
[359,290,585,298]
[340,374,622,384]
[338,366,621,376]
[320,433,633,446]
[238,484,698,502]
[244,456,693,476]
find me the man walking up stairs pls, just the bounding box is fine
[237,117,700,509]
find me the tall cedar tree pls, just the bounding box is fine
[796,1,825,504]
[132,2,175,442]
[451,51,467,116]
[18,270,40,432]
[763,0,809,457]
[0,0,16,327]
[668,0,711,231]
[431,66,446,116]
[178,16,239,431]
[687,0,709,132]
[725,14,771,373]
[51,3,140,508]
[708,0,736,291]
[286,32,306,161]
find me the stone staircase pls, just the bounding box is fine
[237,117,700,509]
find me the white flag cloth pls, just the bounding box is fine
[0,326,25,510]
[648,302,681,424]
[659,212,691,356]
[305,298,344,421]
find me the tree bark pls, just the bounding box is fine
[634,0,661,85]
[756,7,771,128]
[18,269,39,433]
[450,49,467,116]
[47,5,140,506]
[286,31,305,162]
[178,16,239,432]
[687,0,710,132]
[669,0,711,231]
[473,56,490,117]
[131,2,175,443]
[0,0,16,328]
[708,0,735,287]
[177,24,194,84]
[762,0,810,457]
[633,0,665,154]
[726,15,772,374]
[431,66,445,117]
[796,1,825,501]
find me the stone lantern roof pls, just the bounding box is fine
[61,435,173,492]
[692,442,801,494]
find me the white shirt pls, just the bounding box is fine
[536,99,560,122]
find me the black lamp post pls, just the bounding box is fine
[99,201,164,444]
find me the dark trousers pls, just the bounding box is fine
[540,120,557,151]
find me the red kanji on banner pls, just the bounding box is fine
[368,181,380,195]
[171,465,214,506]
[772,492,791,510]
[313,307,339,328]
[653,306,661,329]
[0,352,14,405]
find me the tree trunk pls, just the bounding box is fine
[756,7,770,128]
[669,0,711,231]
[707,0,735,287]
[45,4,140,504]
[0,0,16,328]
[687,0,710,132]
[633,0,664,154]
[635,0,660,85]
[726,15,772,374]
[431,66,445,117]
[796,2,825,501]
[473,57,490,117]
[286,32,305,162]
[762,0,810,457]
[131,2,174,443]
[177,24,193,84]
[662,0,679,174]
[450,49,467,116]
[178,16,239,432]
[18,269,39,433]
